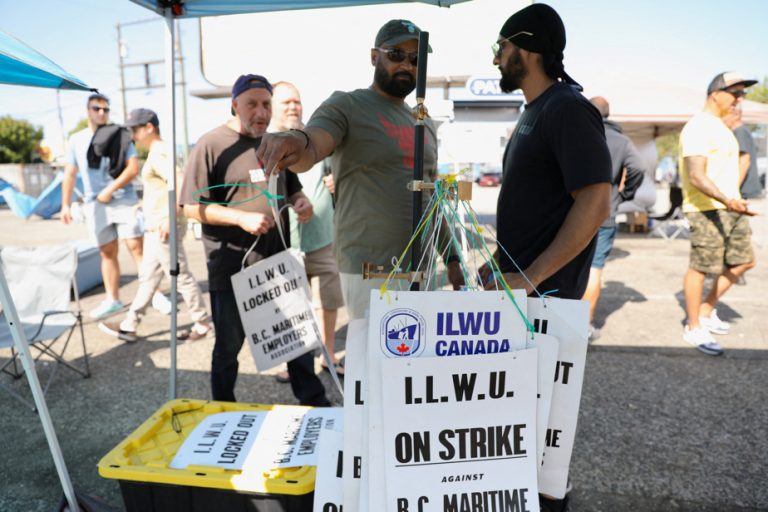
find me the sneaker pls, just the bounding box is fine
[699,309,730,335]
[99,320,138,344]
[178,322,212,341]
[539,494,570,512]
[274,363,290,384]
[588,323,601,342]
[152,292,172,315]
[89,299,124,320]
[683,325,723,356]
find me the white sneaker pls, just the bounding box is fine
[89,299,124,319]
[152,292,172,315]
[699,309,730,335]
[683,325,723,356]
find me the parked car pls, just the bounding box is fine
[477,172,501,187]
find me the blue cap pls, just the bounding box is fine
[231,74,273,99]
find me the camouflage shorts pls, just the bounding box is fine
[686,210,754,274]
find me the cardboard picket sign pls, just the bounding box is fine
[525,332,559,469]
[380,350,540,512]
[342,319,369,512]
[527,297,589,499]
[231,248,321,371]
[313,429,345,512]
[366,289,529,511]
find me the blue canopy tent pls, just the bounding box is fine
[127,0,470,401]
[0,30,95,512]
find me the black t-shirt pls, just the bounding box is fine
[180,125,302,291]
[497,83,611,299]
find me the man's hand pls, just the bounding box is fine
[292,196,314,224]
[446,261,465,290]
[96,188,113,204]
[725,198,757,216]
[60,204,72,224]
[484,272,536,295]
[237,211,275,235]
[257,131,307,177]
[159,219,171,242]
[322,174,335,194]
[478,262,493,286]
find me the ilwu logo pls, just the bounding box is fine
[381,309,426,357]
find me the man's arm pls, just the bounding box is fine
[618,141,646,201]
[183,203,274,236]
[257,127,336,175]
[96,156,139,203]
[60,163,78,224]
[738,152,750,186]
[685,155,752,214]
[486,182,611,294]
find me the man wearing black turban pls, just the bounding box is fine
[481,6,613,509]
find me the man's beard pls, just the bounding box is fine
[499,48,527,93]
[374,61,416,99]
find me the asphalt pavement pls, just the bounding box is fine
[0,184,766,511]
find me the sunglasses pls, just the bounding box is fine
[721,88,747,99]
[492,31,534,59]
[90,106,110,113]
[375,47,418,66]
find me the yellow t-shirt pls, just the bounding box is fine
[141,141,184,230]
[678,111,741,213]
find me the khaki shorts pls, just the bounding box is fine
[686,210,754,274]
[304,244,344,310]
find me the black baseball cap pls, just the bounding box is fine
[375,19,432,52]
[125,108,159,128]
[707,72,757,95]
[498,3,581,90]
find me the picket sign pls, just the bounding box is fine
[313,429,345,512]
[381,350,540,512]
[527,297,589,499]
[342,319,369,512]
[525,332,559,469]
[366,289,528,511]
[231,248,322,372]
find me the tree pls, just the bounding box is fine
[656,130,681,160]
[746,76,768,104]
[68,118,88,138]
[0,116,44,164]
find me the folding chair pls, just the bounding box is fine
[649,186,689,240]
[0,245,90,409]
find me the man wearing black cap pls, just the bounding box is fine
[179,74,330,406]
[479,5,612,511]
[679,72,757,357]
[99,109,211,343]
[256,19,464,320]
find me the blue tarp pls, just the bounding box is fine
[128,0,467,18]
[0,172,83,220]
[0,29,93,91]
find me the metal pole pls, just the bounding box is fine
[116,23,128,121]
[0,263,80,512]
[165,13,179,401]
[175,19,190,162]
[410,31,429,292]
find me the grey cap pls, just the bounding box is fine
[125,108,159,127]
[375,19,432,52]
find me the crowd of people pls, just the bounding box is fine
[56,4,761,511]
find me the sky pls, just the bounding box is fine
[1,0,767,157]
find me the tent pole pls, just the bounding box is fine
[410,31,429,291]
[0,263,80,512]
[165,13,179,401]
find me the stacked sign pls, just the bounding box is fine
[330,289,588,511]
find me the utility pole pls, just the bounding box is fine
[115,17,190,153]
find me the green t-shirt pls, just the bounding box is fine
[289,159,334,253]
[307,88,438,274]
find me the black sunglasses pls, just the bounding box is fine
[90,106,110,113]
[375,47,418,66]
[722,88,747,98]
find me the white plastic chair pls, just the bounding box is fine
[0,245,90,409]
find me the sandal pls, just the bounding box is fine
[321,361,345,377]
